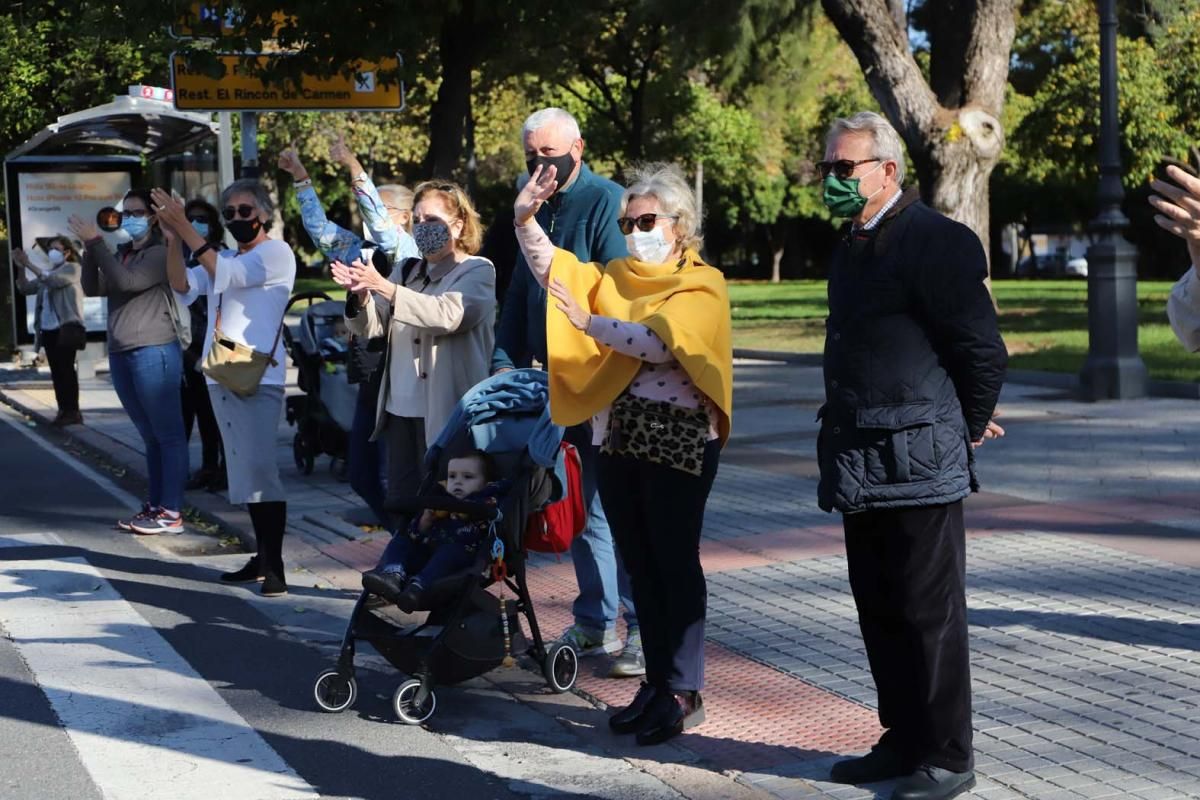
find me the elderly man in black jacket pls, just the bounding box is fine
[816,112,1007,800]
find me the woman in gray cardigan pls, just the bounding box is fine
[14,236,85,425]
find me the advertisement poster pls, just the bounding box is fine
[16,171,132,334]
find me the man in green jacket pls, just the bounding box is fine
[492,108,641,676]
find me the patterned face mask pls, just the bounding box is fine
[413,219,452,257]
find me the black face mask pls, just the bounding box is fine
[526,152,577,191]
[226,218,263,244]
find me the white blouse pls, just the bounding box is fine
[178,239,297,386]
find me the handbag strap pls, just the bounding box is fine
[213,291,288,366]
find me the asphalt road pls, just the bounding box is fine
[0,403,526,800]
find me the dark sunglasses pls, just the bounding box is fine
[121,208,150,219]
[222,204,257,221]
[816,158,880,180]
[617,213,678,235]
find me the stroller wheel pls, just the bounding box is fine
[313,668,357,713]
[293,432,314,475]
[393,678,436,725]
[543,642,578,693]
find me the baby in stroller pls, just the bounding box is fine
[362,449,509,611]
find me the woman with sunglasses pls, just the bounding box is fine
[153,181,297,597]
[13,236,86,426]
[72,189,188,535]
[329,181,496,603]
[512,162,732,746]
[179,199,227,492]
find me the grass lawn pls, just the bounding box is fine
[728,279,1196,382]
[289,270,1195,383]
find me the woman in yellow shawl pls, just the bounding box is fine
[514,162,732,746]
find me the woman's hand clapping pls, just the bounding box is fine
[67,214,100,242]
[150,188,188,235]
[547,278,591,331]
[514,164,558,226]
[331,259,393,304]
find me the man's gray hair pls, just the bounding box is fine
[522,107,581,142]
[220,178,274,218]
[825,111,906,185]
[621,162,703,253]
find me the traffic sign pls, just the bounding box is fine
[171,2,290,39]
[170,53,404,112]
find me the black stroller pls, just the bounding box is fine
[311,369,579,723]
[282,290,356,477]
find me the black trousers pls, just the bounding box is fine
[181,361,223,472]
[598,440,720,692]
[383,414,427,533]
[41,328,80,415]
[842,500,973,772]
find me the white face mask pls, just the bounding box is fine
[47,249,66,266]
[626,226,674,264]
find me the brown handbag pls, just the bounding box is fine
[601,393,710,476]
[202,294,286,397]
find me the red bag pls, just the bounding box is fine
[525,441,586,553]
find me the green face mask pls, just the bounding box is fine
[822,162,883,217]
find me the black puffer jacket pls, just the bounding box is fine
[817,188,1007,513]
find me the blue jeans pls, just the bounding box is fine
[109,342,187,512]
[348,380,388,526]
[565,422,637,633]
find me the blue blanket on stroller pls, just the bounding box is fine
[428,369,564,469]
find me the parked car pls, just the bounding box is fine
[1065,256,1088,278]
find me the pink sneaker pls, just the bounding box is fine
[117,503,155,532]
[129,509,184,535]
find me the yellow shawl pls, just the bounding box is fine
[545,247,733,445]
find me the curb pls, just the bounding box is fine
[0,384,257,553]
[733,350,1200,400]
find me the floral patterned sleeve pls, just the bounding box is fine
[586,316,673,363]
[296,184,361,263]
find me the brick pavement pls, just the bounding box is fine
[4,358,1200,799]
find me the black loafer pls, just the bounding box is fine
[830,744,914,784]
[891,766,975,800]
[609,682,659,734]
[635,690,705,746]
[220,556,264,584]
[361,570,406,603]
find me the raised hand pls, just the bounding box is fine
[1149,165,1200,267]
[277,146,308,180]
[329,133,353,166]
[547,277,590,331]
[330,259,371,305]
[150,188,188,234]
[515,164,558,225]
[68,214,100,242]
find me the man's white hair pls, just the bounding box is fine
[825,111,906,185]
[522,107,581,142]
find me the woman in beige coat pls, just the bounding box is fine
[331,180,496,571]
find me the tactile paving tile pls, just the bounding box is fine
[707,532,1200,797]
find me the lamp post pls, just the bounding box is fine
[1078,0,1147,400]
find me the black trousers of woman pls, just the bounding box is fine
[180,361,223,474]
[598,440,721,692]
[248,500,287,576]
[41,328,80,416]
[842,500,973,773]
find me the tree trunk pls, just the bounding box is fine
[820,0,1015,269]
[423,0,476,179]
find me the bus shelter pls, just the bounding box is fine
[4,88,225,349]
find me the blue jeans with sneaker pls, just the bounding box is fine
[565,422,638,636]
[109,342,187,513]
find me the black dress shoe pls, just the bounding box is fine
[609,682,659,734]
[220,556,264,584]
[361,570,406,604]
[395,580,424,613]
[830,744,914,784]
[260,569,288,597]
[891,766,976,800]
[635,690,705,746]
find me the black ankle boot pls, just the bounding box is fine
[609,682,659,734]
[635,690,705,746]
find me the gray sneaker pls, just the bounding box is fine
[557,624,622,657]
[609,628,646,677]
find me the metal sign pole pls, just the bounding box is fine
[217,111,235,190]
[239,111,259,179]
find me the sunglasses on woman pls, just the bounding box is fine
[816,158,880,180]
[121,208,151,219]
[222,204,257,221]
[617,213,678,235]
